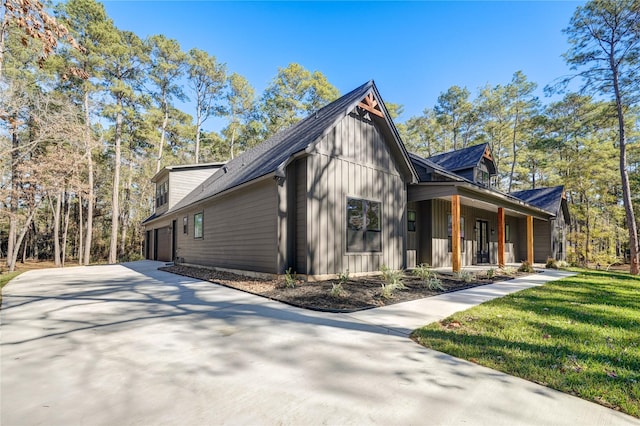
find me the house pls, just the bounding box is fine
[510,186,570,263]
[144,162,225,261]
[142,80,569,278]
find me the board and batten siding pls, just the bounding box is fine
[168,168,219,210]
[295,158,307,272]
[428,199,526,267]
[175,178,278,273]
[305,112,407,276]
[534,218,552,263]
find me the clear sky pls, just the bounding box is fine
[101,0,584,131]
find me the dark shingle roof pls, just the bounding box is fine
[409,153,464,182]
[511,186,565,214]
[166,80,413,215]
[427,143,490,173]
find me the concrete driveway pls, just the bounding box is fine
[1,261,637,425]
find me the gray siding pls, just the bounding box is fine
[175,178,278,273]
[295,158,307,272]
[305,113,407,276]
[169,168,219,209]
[534,218,552,263]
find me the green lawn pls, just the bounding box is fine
[0,271,21,305]
[411,269,640,418]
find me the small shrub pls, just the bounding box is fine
[284,267,297,288]
[454,270,474,283]
[425,276,444,291]
[330,282,347,298]
[338,269,350,285]
[518,261,535,273]
[485,268,496,279]
[500,266,517,276]
[380,264,406,299]
[555,260,569,269]
[413,263,436,281]
[545,258,558,269]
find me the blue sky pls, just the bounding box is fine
[101,1,584,131]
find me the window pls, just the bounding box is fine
[183,216,188,234]
[408,210,416,232]
[475,165,491,187]
[347,198,381,252]
[155,181,168,208]
[447,215,465,252]
[194,212,203,239]
[505,223,510,242]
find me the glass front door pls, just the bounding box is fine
[476,220,490,263]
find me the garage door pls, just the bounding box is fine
[155,226,171,261]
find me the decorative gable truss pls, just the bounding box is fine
[357,92,385,118]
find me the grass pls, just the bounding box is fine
[0,271,22,305]
[411,269,640,418]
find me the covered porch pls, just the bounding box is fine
[407,182,553,272]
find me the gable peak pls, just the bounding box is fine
[357,92,385,118]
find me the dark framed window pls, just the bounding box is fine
[347,198,381,252]
[505,223,510,242]
[183,216,188,234]
[155,181,168,207]
[194,212,203,239]
[447,215,465,253]
[408,210,416,232]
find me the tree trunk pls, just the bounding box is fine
[78,192,83,265]
[52,191,62,267]
[156,107,168,173]
[7,126,18,270]
[610,56,639,274]
[108,106,122,264]
[230,125,236,160]
[8,207,39,272]
[195,108,201,164]
[119,161,133,259]
[508,110,519,193]
[62,191,71,267]
[83,91,94,266]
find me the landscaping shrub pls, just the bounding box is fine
[329,283,347,298]
[545,258,558,269]
[518,261,535,273]
[380,264,406,298]
[454,270,474,283]
[284,267,297,288]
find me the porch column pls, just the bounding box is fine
[527,215,534,264]
[497,207,505,267]
[452,195,461,272]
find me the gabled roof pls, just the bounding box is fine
[427,143,496,174]
[164,80,416,216]
[511,186,569,220]
[409,152,465,183]
[151,162,226,183]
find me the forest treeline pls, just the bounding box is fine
[1,0,639,273]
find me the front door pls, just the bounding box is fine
[476,220,490,263]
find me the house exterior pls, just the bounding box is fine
[145,162,225,261]
[142,81,569,278]
[510,186,570,263]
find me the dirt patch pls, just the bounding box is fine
[161,265,532,312]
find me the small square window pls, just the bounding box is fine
[194,212,203,239]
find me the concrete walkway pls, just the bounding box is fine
[1,261,637,426]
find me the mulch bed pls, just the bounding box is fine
[161,265,532,313]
